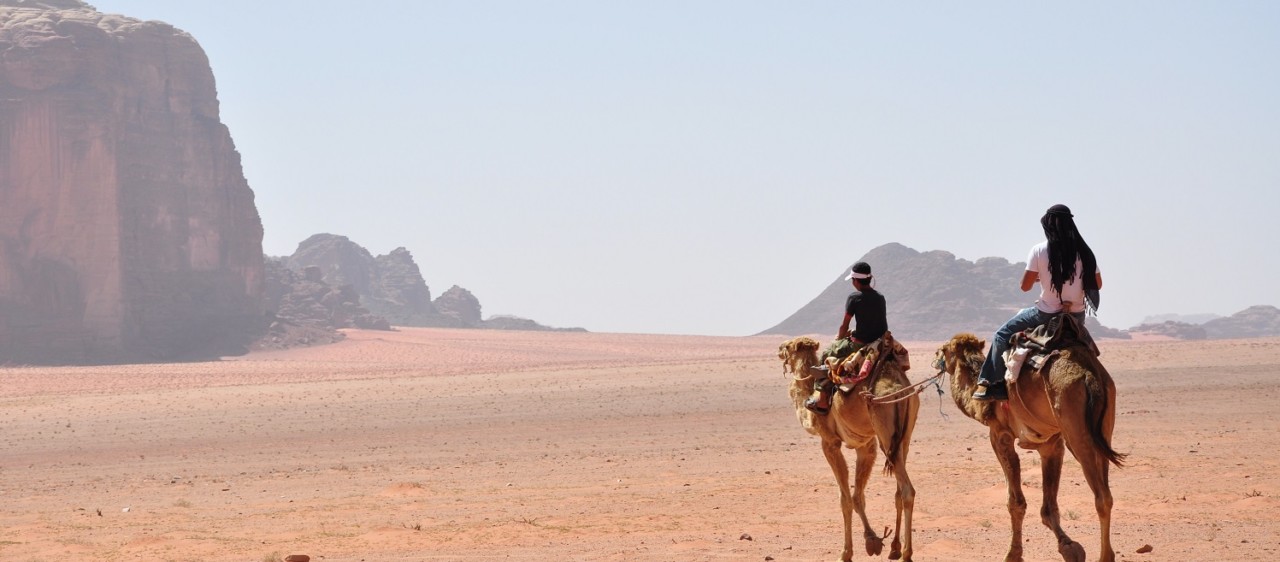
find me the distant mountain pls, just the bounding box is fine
[1127,306,1280,340]
[1202,305,1280,339]
[1126,321,1208,340]
[1139,313,1222,325]
[758,243,1127,341]
[281,234,583,332]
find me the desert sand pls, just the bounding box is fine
[1,327,1277,561]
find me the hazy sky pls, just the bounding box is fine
[91,1,1279,336]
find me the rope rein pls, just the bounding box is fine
[860,370,945,404]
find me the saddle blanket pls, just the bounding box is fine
[829,334,910,389]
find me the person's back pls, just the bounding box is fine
[1026,241,1091,314]
[848,286,887,343]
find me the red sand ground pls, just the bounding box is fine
[1,327,1277,561]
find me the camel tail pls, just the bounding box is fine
[1086,375,1127,468]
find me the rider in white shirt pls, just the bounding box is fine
[973,204,1102,401]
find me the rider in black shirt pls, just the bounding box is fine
[805,261,889,415]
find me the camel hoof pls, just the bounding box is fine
[864,538,883,556]
[888,537,902,559]
[1057,540,1085,562]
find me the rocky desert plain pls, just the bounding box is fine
[1,327,1278,562]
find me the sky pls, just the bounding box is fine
[89,1,1280,336]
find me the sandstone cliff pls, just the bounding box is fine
[0,1,264,363]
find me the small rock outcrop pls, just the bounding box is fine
[1085,317,1131,340]
[1,1,264,363]
[1128,320,1208,340]
[1139,313,1222,325]
[433,285,482,327]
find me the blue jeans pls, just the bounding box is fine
[977,308,1086,385]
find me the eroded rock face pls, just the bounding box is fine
[0,2,264,363]
[257,260,390,350]
[286,234,451,327]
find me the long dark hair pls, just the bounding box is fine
[1041,204,1100,313]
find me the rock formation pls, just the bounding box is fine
[369,247,435,323]
[282,234,582,331]
[283,234,446,326]
[433,285,481,327]
[0,1,264,363]
[257,260,390,350]
[759,243,1126,341]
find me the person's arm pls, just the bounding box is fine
[836,313,852,340]
[1095,272,1103,290]
[1020,270,1038,292]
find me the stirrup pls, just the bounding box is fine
[972,382,1008,401]
[804,395,830,415]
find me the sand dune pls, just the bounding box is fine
[1,327,1277,561]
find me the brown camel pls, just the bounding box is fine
[933,332,1125,562]
[778,336,920,562]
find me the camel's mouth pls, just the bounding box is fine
[931,353,947,372]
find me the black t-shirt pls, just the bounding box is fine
[845,288,887,343]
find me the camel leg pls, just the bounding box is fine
[851,440,884,558]
[1038,436,1085,562]
[877,400,917,562]
[821,438,856,562]
[1070,440,1115,562]
[991,428,1027,562]
[887,441,915,562]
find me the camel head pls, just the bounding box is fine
[778,336,821,376]
[936,332,995,422]
[935,332,985,376]
[780,336,824,433]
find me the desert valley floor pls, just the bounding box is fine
[1,328,1277,561]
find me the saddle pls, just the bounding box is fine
[1003,313,1098,383]
[827,331,910,391]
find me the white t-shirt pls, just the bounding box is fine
[1026,241,1097,314]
